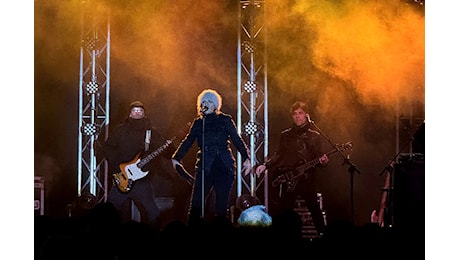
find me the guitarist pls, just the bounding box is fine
[255,101,329,235]
[103,100,176,230]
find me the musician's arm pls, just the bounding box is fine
[254,152,281,176]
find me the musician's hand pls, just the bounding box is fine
[242,159,252,176]
[171,159,182,168]
[370,209,379,223]
[319,154,329,165]
[255,164,266,176]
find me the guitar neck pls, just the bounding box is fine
[272,142,352,193]
[297,150,337,172]
[297,157,321,172]
[296,145,347,173]
[138,138,175,168]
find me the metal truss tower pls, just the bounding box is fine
[377,92,424,228]
[236,0,269,209]
[77,1,111,207]
[396,93,425,156]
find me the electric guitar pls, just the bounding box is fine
[370,160,395,227]
[271,142,353,194]
[113,137,176,193]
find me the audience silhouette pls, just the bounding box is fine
[36,202,422,259]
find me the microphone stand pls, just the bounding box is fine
[309,118,361,226]
[201,112,206,219]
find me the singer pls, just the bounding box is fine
[171,89,251,225]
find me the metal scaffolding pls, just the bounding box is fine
[77,0,110,207]
[236,0,269,209]
[75,0,269,210]
[396,93,425,156]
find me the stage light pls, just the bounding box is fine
[85,35,97,50]
[81,123,98,136]
[78,192,97,210]
[237,204,272,227]
[244,122,257,135]
[244,80,256,93]
[242,41,254,53]
[85,81,99,94]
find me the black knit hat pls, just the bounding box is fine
[129,101,144,110]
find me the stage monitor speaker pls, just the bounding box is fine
[393,158,425,236]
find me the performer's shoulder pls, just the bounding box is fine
[220,112,232,118]
[219,112,234,121]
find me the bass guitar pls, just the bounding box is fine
[271,142,353,194]
[113,137,176,193]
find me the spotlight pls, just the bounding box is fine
[237,205,272,227]
[81,123,99,136]
[85,35,97,50]
[242,41,254,53]
[85,81,99,94]
[78,192,97,210]
[244,80,256,93]
[244,122,257,135]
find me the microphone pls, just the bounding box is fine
[306,114,314,124]
[200,106,208,113]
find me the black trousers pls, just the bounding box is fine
[268,178,325,235]
[108,177,161,229]
[189,157,235,223]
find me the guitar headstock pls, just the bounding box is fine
[336,141,353,152]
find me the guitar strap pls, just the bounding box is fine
[144,129,151,152]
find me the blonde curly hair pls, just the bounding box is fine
[196,89,222,115]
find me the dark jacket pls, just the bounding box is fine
[104,117,174,175]
[266,123,323,176]
[172,112,249,175]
